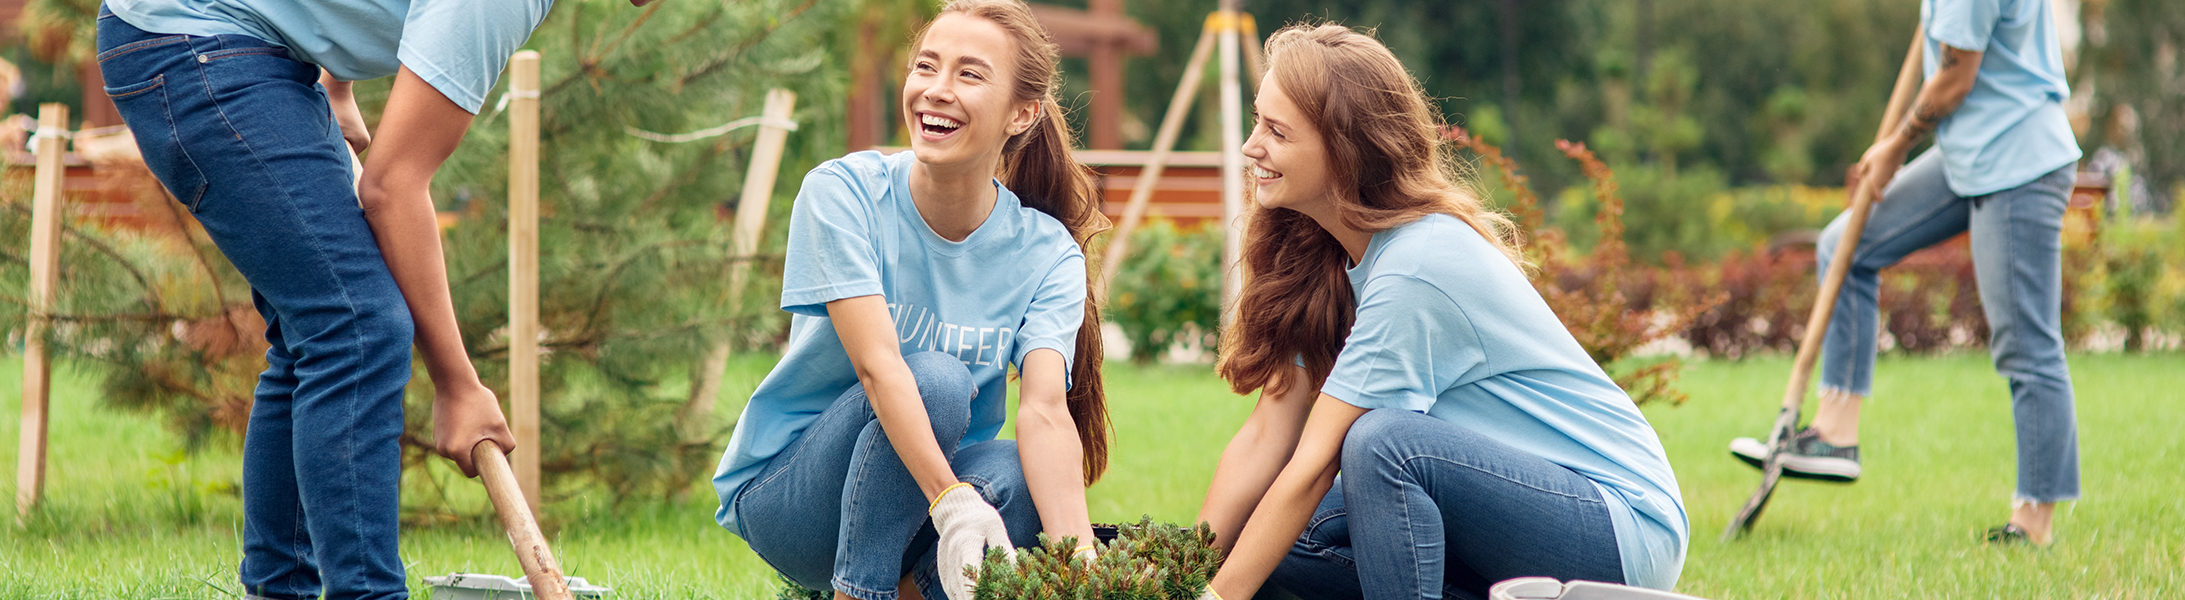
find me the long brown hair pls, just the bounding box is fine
[913,0,1113,484]
[1217,23,1523,398]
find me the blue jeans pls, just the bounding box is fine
[731,352,1043,600]
[1816,149,2080,503]
[98,11,414,600]
[1265,410,1624,600]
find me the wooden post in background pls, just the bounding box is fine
[506,51,543,516]
[728,88,798,294]
[683,88,798,442]
[1097,20,1215,295]
[1215,0,1248,321]
[17,103,69,523]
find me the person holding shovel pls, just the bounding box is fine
[1729,0,2082,545]
[94,0,650,597]
[1191,23,1687,600]
[708,1,1111,598]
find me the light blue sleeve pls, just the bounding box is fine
[397,0,555,114]
[779,163,886,317]
[1321,275,1484,412]
[1013,251,1087,389]
[1927,0,2000,52]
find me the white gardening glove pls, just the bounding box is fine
[930,483,1016,600]
[1197,586,1224,600]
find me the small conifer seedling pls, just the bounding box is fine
[771,518,1220,600]
[971,517,1220,600]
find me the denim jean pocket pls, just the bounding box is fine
[196,42,316,88]
[105,76,210,211]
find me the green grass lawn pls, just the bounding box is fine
[3,352,2181,598]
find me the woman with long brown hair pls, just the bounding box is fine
[1194,24,1687,600]
[708,1,1111,599]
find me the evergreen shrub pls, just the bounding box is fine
[971,518,1219,600]
[772,518,1219,600]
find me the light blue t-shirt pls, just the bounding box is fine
[712,150,1087,535]
[1321,214,1688,590]
[105,0,552,113]
[1922,0,2081,196]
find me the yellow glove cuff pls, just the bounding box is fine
[930,482,974,512]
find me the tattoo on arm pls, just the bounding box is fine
[1895,46,1980,144]
[1901,100,1946,140]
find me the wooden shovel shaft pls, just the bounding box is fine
[1097,22,1216,295]
[1776,30,1929,424]
[1727,29,1927,541]
[474,441,574,600]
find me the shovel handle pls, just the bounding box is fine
[1729,29,1930,542]
[1777,30,1928,416]
[474,440,575,600]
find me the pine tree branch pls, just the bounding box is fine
[672,0,821,88]
[0,301,206,324]
[585,1,663,65]
[453,259,510,291]
[577,239,710,335]
[665,5,729,47]
[634,131,747,214]
[59,223,165,311]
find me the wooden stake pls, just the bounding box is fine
[728,89,798,295]
[474,442,573,600]
[690,88,798,442]
[506,50,543,517]
[1097,21,1217,294]
[16,103,67,523]
[1215,3,1248,321]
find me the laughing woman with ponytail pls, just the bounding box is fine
[1194,24,1688,600]
[709,1,1110,599]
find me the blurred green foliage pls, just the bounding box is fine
[1104,222,1223,364]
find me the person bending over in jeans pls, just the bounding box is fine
[96,0,646,596]
[1192,23,1687,600]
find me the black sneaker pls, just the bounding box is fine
[1728,427,1861,482]
[1983,523,2030,545]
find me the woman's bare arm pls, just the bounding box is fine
[1014,348,1099,546]
[1206,394,1367,599]
[358,66,509,477]
[1196,366,1318,551]
[827,294,960,500]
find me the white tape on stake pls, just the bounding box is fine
[625,115,799,143]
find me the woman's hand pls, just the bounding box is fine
[931,483,1016,600]
[1197,366,1317,552]
[432,382,515,477]
[1205,393,1367,600]
[1845,137,1910,204]
[318,70,371,155]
